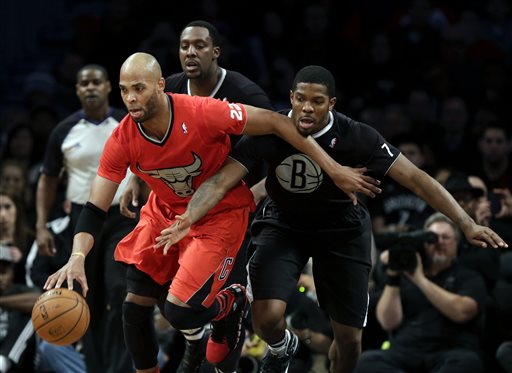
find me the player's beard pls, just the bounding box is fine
[138,90,160,123]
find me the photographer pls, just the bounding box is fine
[355,213,488,373]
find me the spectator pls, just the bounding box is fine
[356,212,489,373]
[432,96,475,172]
[443,172,501,292]
[472,123,512,190]
[0,225,40,373]
[0,186,34,285]
[0,160,34,224]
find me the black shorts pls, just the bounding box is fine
[248,223,372,328]
[125,265,171,301]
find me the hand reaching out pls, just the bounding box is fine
[154,213,192,254]
[36,226,56,256]
[331,166,382,205]
[119,177,141,219]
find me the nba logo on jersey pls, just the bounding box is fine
[329,137,338,148]
[275,154,323,193]
[181,123,188,133]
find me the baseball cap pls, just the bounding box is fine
[445,172,484,199]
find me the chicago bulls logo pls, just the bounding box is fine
[136,152,203,197]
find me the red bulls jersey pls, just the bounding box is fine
[99,93,254,214]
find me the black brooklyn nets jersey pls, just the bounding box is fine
[232,110,401,219]
[165,68,273,111]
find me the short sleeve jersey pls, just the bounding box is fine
[42,108,132,205]
[98,93,253,215]
[165,68,274,112]
[232,110,400,220]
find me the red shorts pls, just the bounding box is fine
[115,192,250,307]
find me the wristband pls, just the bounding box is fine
[386,275,401,287]
[71,252,86,259]
[74,202,107,238]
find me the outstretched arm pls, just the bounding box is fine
[242,105,381,204]
[155,158,247,253]
[389,154,508,249]
[44,175,119,297]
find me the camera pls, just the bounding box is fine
[375,230,438,272]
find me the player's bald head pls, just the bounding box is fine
[120,52,162,80]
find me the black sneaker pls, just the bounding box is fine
[177,331,209,373]
[206,284,248,371]
[260,330,299,373]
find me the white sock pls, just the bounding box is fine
[181,326,205,343]
[268,329,290,356]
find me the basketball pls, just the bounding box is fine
[31,288,90,346]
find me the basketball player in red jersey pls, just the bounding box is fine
[156,65,508,373]
[43,54,381,373]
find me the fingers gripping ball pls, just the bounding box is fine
[31,288,90,346]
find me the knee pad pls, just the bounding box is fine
[164,301,217,330]
[122,302,158,369]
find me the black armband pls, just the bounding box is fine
[386,275,401,287]
[74,202,107,238]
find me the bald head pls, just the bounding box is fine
[119,53,167,124]
[121,52,162,80]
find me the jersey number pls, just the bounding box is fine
[229,103,243,121]
[381,143,393,157]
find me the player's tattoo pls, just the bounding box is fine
[187,173,224,221]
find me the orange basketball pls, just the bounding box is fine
[31,288,90,346]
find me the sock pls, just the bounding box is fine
[181,326,205,343]
[212,291,232,321]
[268,329,290,356]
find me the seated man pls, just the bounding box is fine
[355,212,488,373]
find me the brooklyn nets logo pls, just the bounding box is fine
[275,154,323,193]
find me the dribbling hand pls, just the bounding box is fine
[43,255,89,298]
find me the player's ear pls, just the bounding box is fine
[329,97,336,110]
[289,90,294,104]
[213,46,220,60]
[158,77,165,91]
